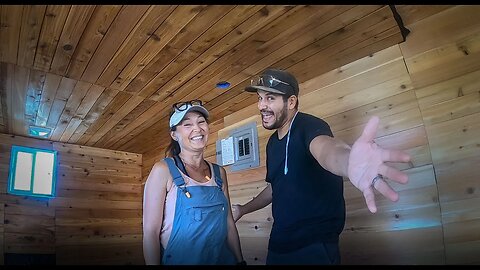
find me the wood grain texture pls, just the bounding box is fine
[0,132,142,263]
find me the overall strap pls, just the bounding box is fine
[173,155,188,176]
[163,157,185,187]
[212,163,223,189]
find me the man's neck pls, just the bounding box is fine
[277,109,299,139]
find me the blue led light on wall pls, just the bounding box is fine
[8,145,58,198]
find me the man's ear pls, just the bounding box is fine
[288,95,297,109]
[170,131,177,141]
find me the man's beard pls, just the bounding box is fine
[261,102,288,130]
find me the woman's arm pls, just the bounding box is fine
[142,161,169,265]
[220,166,244,263]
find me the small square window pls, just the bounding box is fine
[8,145,58,198]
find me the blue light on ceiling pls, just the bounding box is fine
[216,81,231,89]
[29,126,52,138]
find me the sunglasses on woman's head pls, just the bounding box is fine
[172,100,203,111]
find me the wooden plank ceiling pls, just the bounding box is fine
[0,5,408,154]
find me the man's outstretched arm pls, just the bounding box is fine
[309,116,411,213]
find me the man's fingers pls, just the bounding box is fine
[378,164,409,184]
[357,116,380,143]
[363,188,377,213]
[381,148,411,163]
[373,178,399,202]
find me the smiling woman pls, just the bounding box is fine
[142,100,245,265]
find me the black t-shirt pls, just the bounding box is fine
[266,112,346,253]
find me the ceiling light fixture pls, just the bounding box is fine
[29,126,52,138]
[216,81,231,89]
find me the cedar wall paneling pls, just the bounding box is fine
[141,5,479,265]
[0,133,143,265]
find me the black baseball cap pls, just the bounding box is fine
[245,68,299,97]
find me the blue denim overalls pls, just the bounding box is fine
[161,157,236,265]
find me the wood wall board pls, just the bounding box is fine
[340,226,445,265]
[0,194,49,208]
[4,203,55,217]
[426,112,480,164]
[399,5,480,59]
[435,155,480,204]
[345,204,441,233]
[405,32,480,89]
[55,224,142,238]
[55,243,144,265]
[0,133,54,150]
[238,236,269,265]
[415,68,480,110]
[333,107,423,145]
[286,25,402,91]
[49,197,141,210]
[56,233,141,246]
[57,163,140,180]
[4,214,55,236]
[239,6,394,91]
[66,5,123,80]
[55,208,142,219]
[4,232,55,254]
[56,179,142,194]
[300,58,409,115]
[33,5,71,71]
[53,142,141,162]
[49,5,95,75]
[0,203,3,264]
[421,90,480,127]
[405,32,480,75]
[344,165,438,213]
[444,238,480,264]
[56,189,141,202]
[325,90,419,133]
[395,5,454,27]
[0,132,143,262]
[16,5,46,67]
[443,217,480,264]
[80,5,150,84]
[55,215,141,227]
[57,150,141,167]
[441,196,480,225]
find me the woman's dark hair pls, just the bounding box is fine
[164,109,209,158]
